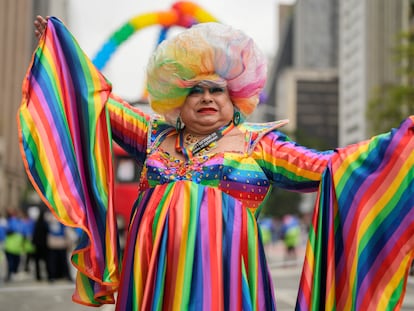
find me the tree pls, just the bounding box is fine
[368,27,414,134]
[261,187,302,219]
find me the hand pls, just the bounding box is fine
[34,15,49,39]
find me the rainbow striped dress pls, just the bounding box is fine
[17,17,414,311]
[107,97,332,310]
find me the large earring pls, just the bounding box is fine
[233,109,241,126]
[176,115,184,131]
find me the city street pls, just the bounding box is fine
[268,241,414,311]
[0,241,413,310]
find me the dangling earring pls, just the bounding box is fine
[176,115,184,131]
[233,109,241,126]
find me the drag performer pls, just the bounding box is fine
[18,16,414,310]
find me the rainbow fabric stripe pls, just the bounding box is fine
[297,116,414,310]
[17,17,119,305]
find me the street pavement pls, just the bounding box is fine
[0,241,413,310]
[267,241,414,311]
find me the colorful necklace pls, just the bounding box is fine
[176,121,235,159]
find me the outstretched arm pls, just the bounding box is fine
[32,15,152,159]
[253,130,335,192]
[20,16,120,306]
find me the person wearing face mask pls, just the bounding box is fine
[18,15,414,310]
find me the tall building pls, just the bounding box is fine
[258,4,294,123]
[0,0,68,214]
[339,0,409,145]
[265,0,339,149]
[263,0,340,214]
[0,0,34,214]
[294,0,339,69]
[277,69,339,148]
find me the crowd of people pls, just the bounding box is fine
[0,206,74,283]
[258,215,304,265]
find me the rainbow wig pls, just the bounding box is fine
[146,22,267,124]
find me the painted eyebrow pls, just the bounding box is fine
[188,85,225,94]
[188,85,204,94]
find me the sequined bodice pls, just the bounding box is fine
[139,149,270,209]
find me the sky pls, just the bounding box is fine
[63,0,296,101]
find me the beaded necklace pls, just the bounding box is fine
[175,121,234,160]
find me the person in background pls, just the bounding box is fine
[21,16,414,310]
[32,209,50,281]
[0,213,6,243]
[21,209,36,273]
[45,212,72,282]
[0,212,7,283]
[257,217,277,252]
[280,214,301,265]
[4,209,24,282]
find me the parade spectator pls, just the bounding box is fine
[46,213,72,282]
[0,213,7,282]
[0,213,6,243]
[32,209,50,281]
[21,209,36,273]
[4,209,24,282]
[281,214,301,264]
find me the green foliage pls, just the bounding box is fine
[295,129,332,150]
[261,187,301,218]
[368,84,414,134]
[368,30,414,134]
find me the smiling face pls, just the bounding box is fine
[180,83,235,135]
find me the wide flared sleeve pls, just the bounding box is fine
[296,116,414,310]
[249,123,335,192]
[17,17,119,306]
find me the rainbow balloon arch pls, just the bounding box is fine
[92,1,267,105]
[92,1,219,71]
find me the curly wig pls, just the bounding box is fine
[146,22,267,124]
